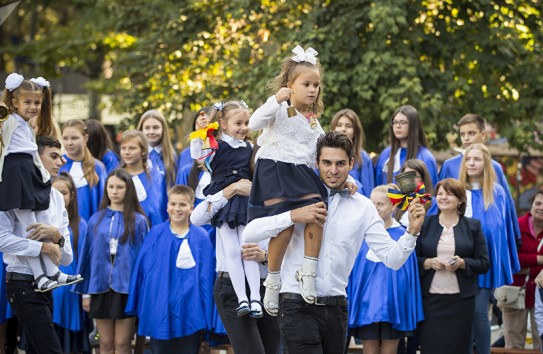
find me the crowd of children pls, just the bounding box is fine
[0,43,539,354]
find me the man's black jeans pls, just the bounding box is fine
[6,277,62,354]
[279,295,349,354]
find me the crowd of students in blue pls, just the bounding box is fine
[0,69,530,354]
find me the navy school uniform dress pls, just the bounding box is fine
[126,222,214,351]
[204,140,252,228]
[73,209,148,319]
[60,156,108,222]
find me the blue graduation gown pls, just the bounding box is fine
[0,255,13,324]
[375,146,438,187]
[73,209,148,295]
[470,186,520,288]
[349,150,375,198]
[132,169,168,226]
[177,147,193,171]
[53,220,87,331]
[60,156,108,222]
[348,226,424,331]
[102,150,120,175]
[126,223,214,340]
[176,164,225,335]
[438,154,521,243]
[149,149,166,178]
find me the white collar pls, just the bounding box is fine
[170,225,189,239]
[221,133,246,149]
[148,144,162,154]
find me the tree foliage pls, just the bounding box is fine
[2,0,541,152]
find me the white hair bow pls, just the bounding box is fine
[30,77,50,88]
[291,45,318,65]
[5,73,24,92]
[213,101,224,111]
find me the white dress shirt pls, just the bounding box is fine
[0,188,73,275]
[242,192,418,297]
[190,191,268,278]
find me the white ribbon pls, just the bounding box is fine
[176,239,196,269]
[30,77,50,88]
[291,45,318,65]
[69,161,89,189]
[5,73,24,92]
[213,101,224,111]
[131,175,148,202]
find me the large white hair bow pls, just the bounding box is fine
[291,45,318,65]
[30,77,50,88]
[5,73,24,92]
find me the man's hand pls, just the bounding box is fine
[26,223,62,243]
[241,244,267,263]
[41,243,61,265]
[407,197,425,235]
[223,179,252,199]
[290,202,327,227]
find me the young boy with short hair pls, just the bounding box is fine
[126,185,214,354]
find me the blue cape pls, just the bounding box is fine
[438,154,520,243]
[349,150,375,198]
[53,220,88,331]
[132,169,168,226]
[126,222,214,340]
[348,226,424,331]
[60,156,108,222]
[177,147,193,172]
[375,146,438,187]
[470,187,520,288]
[73,209,148,295]
[0,255,13,324]
[102,150,120,175]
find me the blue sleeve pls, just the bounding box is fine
[420,147,438,187]
[493,160,521,242]
[72,216,95,294]
[375,148,390,186]
[361,151,375,197]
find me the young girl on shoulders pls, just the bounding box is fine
[137,110,177,188]
[74,168,149,354]
[0,73,80,291]
[190,100,263,318]
[375,105,438,187]
[331,108,375,197]
[246,46,332,315]
[86,119,120,174]
[119,129,167,225]
[60,119,108,221]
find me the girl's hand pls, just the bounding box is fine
[345,181,358,195]
[195,116,210,130]
[275,87,291,104]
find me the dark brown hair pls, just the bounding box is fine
[435,178,467,216]
[316,131,354,162]
[386,105,429,183]
[98,169,147,244]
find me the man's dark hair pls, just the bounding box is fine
[316,131,354,162]
[37,135,61,155]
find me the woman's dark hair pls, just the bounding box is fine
[435,178,467,217]
[98,169,147,244]
[86,119,116,161]
[386,105,429,183]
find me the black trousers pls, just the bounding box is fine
[214,276,280,354]
[6,278,62,354]
[279,297,348,354]
[149,330,203,354]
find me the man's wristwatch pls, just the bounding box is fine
[57,237,65,248]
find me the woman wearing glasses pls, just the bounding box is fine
[375,105,438,186]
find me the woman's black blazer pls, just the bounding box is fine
[416,215,490,299]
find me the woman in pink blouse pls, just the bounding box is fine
[416,178,490,354]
